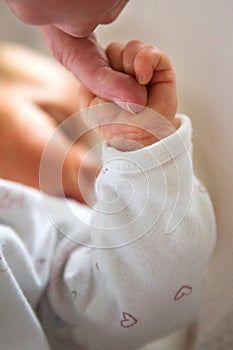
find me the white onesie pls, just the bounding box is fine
[0,115,216,350]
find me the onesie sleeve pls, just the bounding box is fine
[48,115,216,349]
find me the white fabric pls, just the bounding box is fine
[0,115,216,350]
[97,2,233,348]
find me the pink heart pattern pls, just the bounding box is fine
[120,312,138,328]
[34,258,47,274]
[174,285,192,301]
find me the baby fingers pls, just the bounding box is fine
[106,41,124,72]
[118,40,175,86]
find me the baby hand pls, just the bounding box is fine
[78,40,179,151]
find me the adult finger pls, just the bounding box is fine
[40,25,147,113]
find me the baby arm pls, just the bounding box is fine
[0,43,99,203]
[47,41,216,349]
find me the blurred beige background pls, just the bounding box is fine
[0,1,232,349]
[0,1,47,52]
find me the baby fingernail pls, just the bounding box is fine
[136,74,145,85]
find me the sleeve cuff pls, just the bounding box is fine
[101,114,192,174]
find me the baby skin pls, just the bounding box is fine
[41,40,215,349]
[0,41,179,202]
[78,40,180,150]
[0,40,216,350]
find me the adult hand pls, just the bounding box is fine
[6,0,147,112]
[0,43,100,202]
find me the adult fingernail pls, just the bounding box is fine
[113,100,144,115]
[127,103,144,114]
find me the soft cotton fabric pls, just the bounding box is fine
[0,115,216,350]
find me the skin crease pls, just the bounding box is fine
[6,0,147,111]
[6,0,127,28]
[79,40,179,151]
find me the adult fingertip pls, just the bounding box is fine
[113,101,145,114]
[111,79,147,114]
[127,103,145,114]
